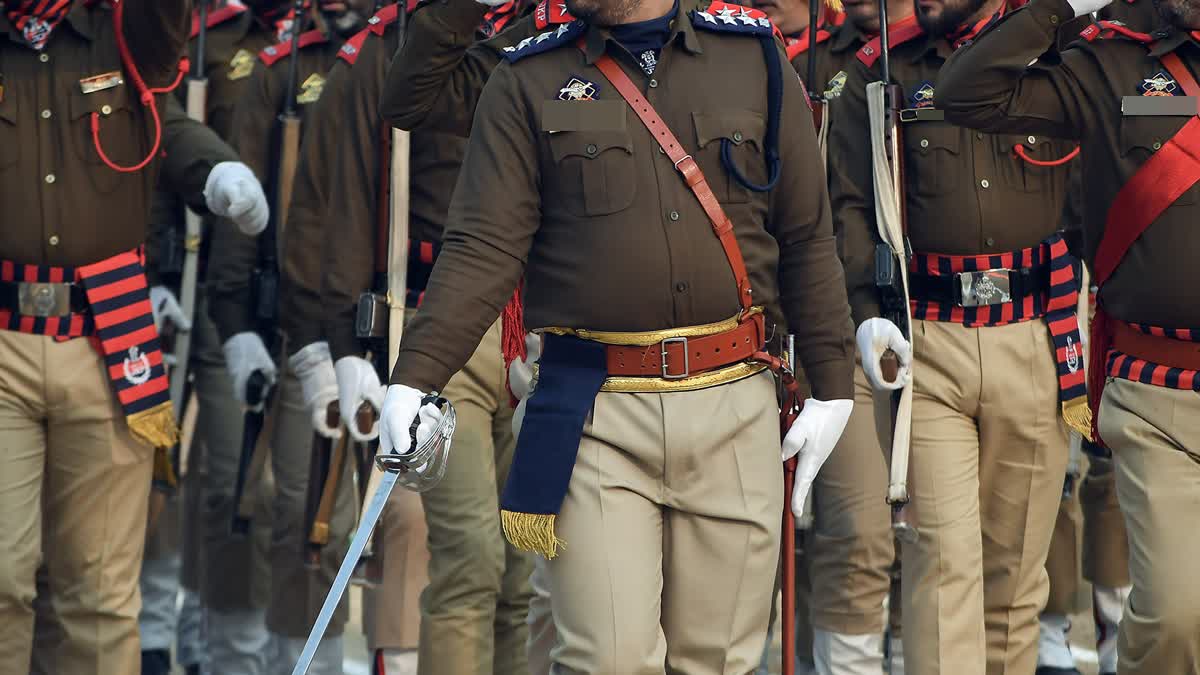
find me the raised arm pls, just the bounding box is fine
[122,0,192,87]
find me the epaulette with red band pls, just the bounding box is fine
[337,27,371,64]
[1079,19,1153,43]
[691,2,780,40]
[786,25,834,60]
[534,0,575,29]
[190,2,247,39]
[367,2,401,34]
[259,29,331,66]
[857,17,924,66]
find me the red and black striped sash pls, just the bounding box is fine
[405,238,440,308]
[1,250,178,447]
[911,234,1090,434]
[5,0,73,50]
[1107,323,1200,390]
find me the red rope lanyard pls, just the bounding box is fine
[1012,144,1080,167]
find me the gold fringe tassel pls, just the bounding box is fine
[825,0,843,12]
[501,510,565,560]
[128,401,180,450]
[1062,397,1093,441]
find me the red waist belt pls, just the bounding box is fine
[0,251,178,448]
[1107,321,1200,390]
[603,316,764,379]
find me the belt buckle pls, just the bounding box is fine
[661,336,690,380]
[18,282,71,317]
[957,269,1012,307]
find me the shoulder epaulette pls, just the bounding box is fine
[338,27,372,64]
[1079,19,1153,43]
[534,0,576,29]
[259,29,331,66]
[691,2,777,38]
[191,2,247,39]
[500,20,587,62]
[856,19,923,66]
[786,25,833,60]
[367,3,401,35]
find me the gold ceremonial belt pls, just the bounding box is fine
[539,307,769,393]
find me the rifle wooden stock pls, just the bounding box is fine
[351,403,383,586]
[273,113,302,234]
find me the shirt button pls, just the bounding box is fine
[669,210,680,221]
[980,179,990,189]
[1153,141,1162,150]
[920,139,929,148]
[976,132,984,140]
[101,105,113,116]
[48,235,60,246]
[1027,135,1037,144]
[585,143,598,156]
[675,282,688,292]
[649,79,658,88]
[39,53,49,63]
[985,237,995,247]
[1049,14,1059,24]
[41,109,52,119]
[733,131,744,143]
[45,174,56,184]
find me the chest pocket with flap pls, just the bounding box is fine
[0,78,18,170]
[997,133,1067,193]
[904,121,961,197]
[1120,114,1196,205]
[693,109,765,205]
[70,79,142,193]
[544,99,636,217]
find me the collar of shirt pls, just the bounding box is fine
[609,0,677,71]
[581,0,703,64]
[830,18,868,53]
[947,4,1004,48]
[1,0,96,44]
[1147,26,1197,56]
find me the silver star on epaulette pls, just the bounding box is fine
[737,9,758,25]
[503,45,517,52]
[557,2,567,14]
[758,17,771,27]
[716,7,737,24]
[696,9,716,23]
[536,31,552,42]
[556,23,572,36]
[517,36,535,50]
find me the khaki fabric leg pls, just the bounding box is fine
[266,369,355,638]
[902,319,987,675]
[364,486,429,651]
[1097,378,1200,674]
[794,544,815,671]
[492,394,535,675]
[1080,454,1130,588]
[1043,481,1084,615]
[37,332,154,674]
[180,432,206,595]
[977,320,1070,675]
[810,363,894,635]
[527,558,556,675]
[418,321,531,675]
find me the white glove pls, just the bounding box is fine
[204,161,269,236]
[856,317,913,391]
[379,384,443,456]
[783,398,854,521]
[288,342,342,439]
[334,356,386,442]
[1067,0,1112,17]
[222,332,277,409]
[509,333,542,437]
[149,285,191,333]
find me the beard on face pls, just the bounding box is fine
[844,1,881,33]
[328,9,366,35]
[565,0,643,26]
[1156,0,1200,30]
[915,0,985,36]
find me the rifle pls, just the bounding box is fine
[230,0,307,535]
[866,0,916,543]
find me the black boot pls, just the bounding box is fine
[141,649,171,675]
[186,665,203,675]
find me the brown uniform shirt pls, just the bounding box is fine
[0,1,191,268]
[389,6,855,400]
[191,5,283,141]
[827,19,1075,325]
[315,18,468,361]
[937,0,1200,328]
[789,17,864,102]
[206,29,344,343]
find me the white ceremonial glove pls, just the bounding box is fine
[379,384,444,456]
[783,398,854,521]
[509,333,542,437]
[1067,0,1112,17]
[334,356,386,442]
[856,317,913,391]
[204,161,269,236]
[222,332,278,409]
[289,341,342,439]
[149,285,191,333]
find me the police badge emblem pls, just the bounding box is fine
[1065,335,1080,373]
[911,81,936,109]
[558,77,598,101]
[228,49,255,81]
[1140,71,1179,96]
[123,346,152,386]
[824,71,847,100]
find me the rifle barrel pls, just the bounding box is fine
[195,0,209,80]
[283,0,306,117]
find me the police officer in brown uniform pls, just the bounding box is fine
[827,0,1086,670]
[205,3,369,667]
[0,1,264,673]
[376,1,858,673]
[939,1,1200,670]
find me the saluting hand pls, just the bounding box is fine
[856,317,913,391]
[1066,0,1113,17]
[204,161,270,236]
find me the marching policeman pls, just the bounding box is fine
[377,0,857,673]
[938,2,1200,668]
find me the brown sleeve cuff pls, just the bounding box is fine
[389,349,455,393]
[803,353,855,401]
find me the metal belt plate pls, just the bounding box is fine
[958,269,1012,307]
[18,282,72,317]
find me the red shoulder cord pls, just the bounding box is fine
[91,0,189,173]
[1013,144,1080,166]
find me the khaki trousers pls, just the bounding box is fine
[418,321,533,675]
[1044,475,1085,615]
[902,319,1069,675]
[1097,377,1200,674]
[0,330,153,675]
[363,487,429,651]
[809,363,896,634]
[1079,454,1130,589]
[546,370,781,675]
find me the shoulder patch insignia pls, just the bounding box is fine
[228,48,255,80]
[535,0,576,29]
[856,17,924,67]
[558,76,599,100]
[824,70,847,99]
[338,27,371,64]
[297,73,326,104]
[191,2,247,40]
[501,20,587,63]
[367,2,401,34]
[1080,19,1153,43]
[1141,71,1180,96]
[910,81,935,108]
[691,2,775,37]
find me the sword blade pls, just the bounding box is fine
[290,469,399,675]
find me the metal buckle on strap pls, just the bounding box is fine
[18,282,72,318]
[957,269,1013,307]
[661,336,690,380]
